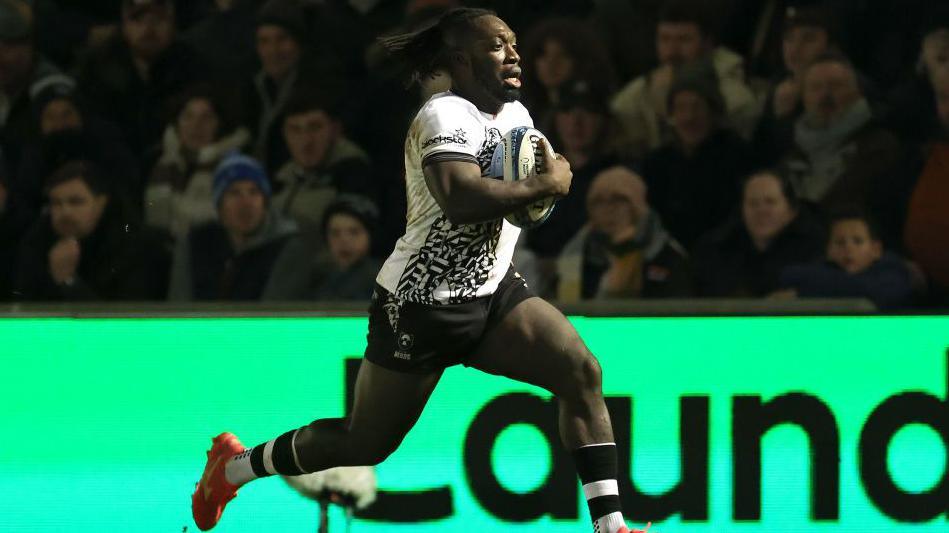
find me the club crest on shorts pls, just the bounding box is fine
[394,332,414,360]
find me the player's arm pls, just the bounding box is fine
[423,139,572,225]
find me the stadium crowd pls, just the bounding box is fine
[0,0,947,310]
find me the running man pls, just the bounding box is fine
[192,8,649,533]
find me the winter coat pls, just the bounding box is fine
[692,210,824,297]
[782,101,902,221]
[557,209,691,301]
[642,129,755,248]
[0,58,73,172]
[270,136,375,247]
[780,254,913,310]
[168,211,309,301]
[610,47,761,158]
[13,214,169,301]
[145,126,250,239]
[310,257,381,301]
[76,35,206,159]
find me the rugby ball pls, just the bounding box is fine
[489,126,557,228]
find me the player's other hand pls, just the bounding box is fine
[535,138,572,198]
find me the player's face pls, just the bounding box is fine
[326,213,371,270]
[464,16,521,104]
[283,110,340,170]
[218,180,266,238]
[742,173,796,246]
[827,219,881,274]
[48,178,108,239]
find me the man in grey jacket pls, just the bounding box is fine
[168,152,309,301]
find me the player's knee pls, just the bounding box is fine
[576,354,603,395]
[563,346,603,400]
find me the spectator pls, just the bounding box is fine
[778,210,913,310]
[557,165,690,302]
[903,66,949,306]
[14,82,139,217]
[0,0,75,171]
[269,195,382,301]
[30,0,121,68]
[610,0,759,158]
[642,64,755,248]
[145,84,250,239]
[76,0,205,160]
[526,79,624,261]
[519,18,616,125]
[692,170,823,297]
[0,149,31,300]
[182,0,261,81]
[270,88,376,251]
[754,6,837,165]
[13,160,169,301]
[886,14,949,148]
[781,53,902,240]
[246,0,343,173]
[168,152,308,301]
[589,0,663,83]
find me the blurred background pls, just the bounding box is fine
[0,0,947,531]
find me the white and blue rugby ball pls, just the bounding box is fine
[489,126,557,229]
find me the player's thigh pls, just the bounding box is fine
[466,296,598,395]
[348,358,443,441]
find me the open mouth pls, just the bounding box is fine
[502,69,522,88]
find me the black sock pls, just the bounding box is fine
[572,443,626,533]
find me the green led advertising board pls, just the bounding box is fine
[1,316,946,532]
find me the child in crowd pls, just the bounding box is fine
[777,211,914,309]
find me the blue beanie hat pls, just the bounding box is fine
[212,151,271,206]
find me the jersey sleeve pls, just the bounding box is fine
[416,98,486,168]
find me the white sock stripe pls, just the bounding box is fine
[577,442,617,449]
[290,429,306,473]
[583,479,619,500]
[263,439,277,475]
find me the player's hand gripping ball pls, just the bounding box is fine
[490,126,557,228]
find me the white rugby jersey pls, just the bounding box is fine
[376,91,534,304]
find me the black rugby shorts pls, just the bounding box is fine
[363,266,535,374]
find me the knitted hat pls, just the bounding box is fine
[257,0,307,44]
[321,194,380,241]
[212,152,271,206]
[30,74,78,115]
[0,0,31,42]
[667,59,725,117]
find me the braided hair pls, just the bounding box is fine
[379,7,496,87]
